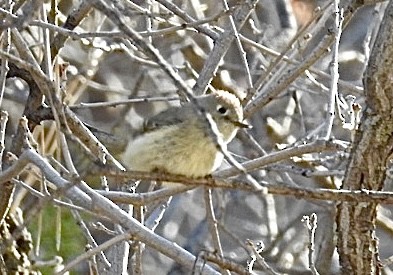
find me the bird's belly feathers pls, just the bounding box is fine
[122,125,225,178]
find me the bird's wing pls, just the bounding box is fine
[143,105,194,132]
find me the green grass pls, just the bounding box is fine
[28,205,86,275]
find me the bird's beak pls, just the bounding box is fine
[232,120,252,129]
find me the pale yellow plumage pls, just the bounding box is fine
[122,90,246,178]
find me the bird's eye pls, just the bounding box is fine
[217,105,228,114]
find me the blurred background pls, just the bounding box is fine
[1,0,392,274]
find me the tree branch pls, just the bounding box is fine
[336,1,393,274]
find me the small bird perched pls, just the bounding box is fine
[122,90,248,178]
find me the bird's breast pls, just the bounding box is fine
[122,123,225,178]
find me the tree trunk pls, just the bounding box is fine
[336,1,393,274]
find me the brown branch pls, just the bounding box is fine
[96,168,393,205]
[51,1,93,58]
[201,252,250,275]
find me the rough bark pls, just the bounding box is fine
[336,1,393,274]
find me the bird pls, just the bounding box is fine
[122,90,248,178]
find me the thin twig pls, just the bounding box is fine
[96,185,194,206]
[204,188,228,275]
[193,0,258,95]
[239,33,363,96]
[71,96,180,109]
[221,0,253,90]
[154,0,219,39]
[322,1,344,140]
[56,230,132,275]
[68,205,111,268]
[246,240,279,275]
[302,213,320,275]
[245,3,328,104]
[0,111,8,170]
[0,14,11,108]
[244,1,363,117]
[244,30,333,118]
